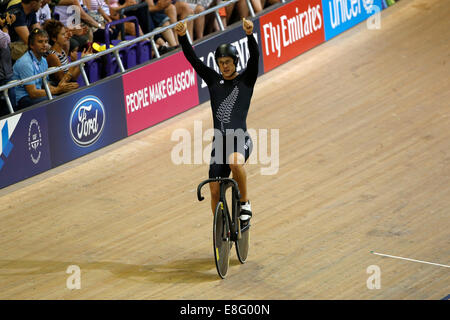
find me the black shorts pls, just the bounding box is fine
[209,133,253,178]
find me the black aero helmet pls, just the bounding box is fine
[215,44,239,67]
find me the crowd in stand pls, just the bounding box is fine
[0,0,278,116]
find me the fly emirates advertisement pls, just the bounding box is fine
[259,0,326,72]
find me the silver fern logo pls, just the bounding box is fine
[216,86,239,133]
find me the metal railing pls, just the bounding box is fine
[0,0,273,115]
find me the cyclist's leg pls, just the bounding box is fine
[209,140,231,215]
[209,181,220,215]
[228,152,248,202]
[209,164,231,215]
[227,134,253,203]
[228,135,253,221]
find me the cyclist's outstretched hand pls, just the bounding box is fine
[175,21,187,37]
[243,17,253,35]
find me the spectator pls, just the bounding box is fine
[82,0,119,42]
[43,19,92,86]
[54,0,105,50]
[8,0,42,61]
[86,0,142,40]
[111,0,148,37]
[250,0,263,14]
[67,24,91,53]
[36,0,52,24]
[54,0,109,41]
[54,0,103,29]
[225,0,265,24]
[261,0,280,9]
[113,0,175,55]
[0,13,17,116]
[145,0,178,47]
[172,0,195,41]
[103,0,143,37]
[202,0,227,37]
[175,0,205,41]
[12,28,78,109]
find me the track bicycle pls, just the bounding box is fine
[197,177,250,278]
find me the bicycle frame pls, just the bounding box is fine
[197,177,242,241]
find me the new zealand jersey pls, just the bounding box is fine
[179,33,259,136]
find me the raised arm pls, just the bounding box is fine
[175,21,216,86]
[242,18,259,87]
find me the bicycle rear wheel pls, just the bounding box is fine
[236,221,250,263]
[213,201,230,278]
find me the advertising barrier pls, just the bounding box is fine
[321,0,383,40]
[0,108,51,189]
[122,52,200,136]
[260,0,326,72]
[192,21,264,104]
[47,77,128,167]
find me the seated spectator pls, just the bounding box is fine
[86,0,142,40]
[0,13,17,116]
[225,0,265,25]
[110,0,148,37]
[67,24,91,53]
[7,0,42,61]
[13,28,78,109]
[109,0,174,56]
[172,0,196,41]
[175,0,206,41]
[54,0,108,45]
[261,0,280,9]
[54,0,102,29]
[145,0,177,47]
[43,19,92,86]
[82,0,121,42]
[201,0,227,37]
[250,0,264,14]
[101,0,144,37]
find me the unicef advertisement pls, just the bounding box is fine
[192,21,264,104]
[47,78,128,167]
[321,0,383,40]
[0,108,52,189]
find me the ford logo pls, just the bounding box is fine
[70,95,105,147]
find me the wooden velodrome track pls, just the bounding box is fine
[0,0,448,300]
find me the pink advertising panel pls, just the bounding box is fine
[123,52,200,136]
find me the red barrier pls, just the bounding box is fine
[259,0,326,72]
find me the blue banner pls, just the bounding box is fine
[0,107,51,189]
[47,78,128,167]
[322,0,383,40]
[191,20,265,104]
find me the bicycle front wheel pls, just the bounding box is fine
[213,201,230,278]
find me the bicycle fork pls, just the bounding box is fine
[220,202,230,241]
[229,192,242,241]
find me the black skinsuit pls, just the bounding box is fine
[179,33,259,178]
